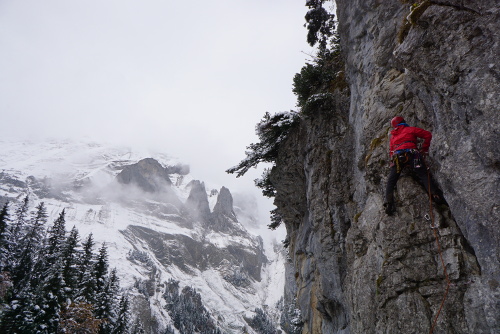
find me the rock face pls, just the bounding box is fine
[210,186,244,234]
[185,180,211,223]
[274,1,499,333]
[116,158,172,192]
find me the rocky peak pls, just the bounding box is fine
[212,186,235,217]
[185,180,211,223]
[210,187,245,234]
[116,158,172,192]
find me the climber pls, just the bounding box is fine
[384,116,444,215]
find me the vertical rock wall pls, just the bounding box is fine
[275,1,499,333]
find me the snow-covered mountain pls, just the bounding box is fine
[0,138,285,333]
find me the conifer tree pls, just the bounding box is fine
[32,255,65,333]
[0,287,37,333]
[0,201,10,271]
[0,201,40,333]
[0,207,127,334]
[111,295,130,334]
[46,209,67,259]
[0,271,11,302]
[80,233,96,273]
[0,201,9,242]
[10,195,29,242]
[31,209,68,333]
[94,243,109,298]
[61,226,80,299]
[82,242,109,306]
[11,202,48,292]
[304,0,336,49]
[130,318,146,334]
[78,233,97,303]
[2,196,30,273]
[98,268,120,333]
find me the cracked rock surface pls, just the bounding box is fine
[275,1,499,333]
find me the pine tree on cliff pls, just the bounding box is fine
[304,0,336,49]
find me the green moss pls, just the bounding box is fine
[364,132,388,166]
[364,153,373,166]
[369,137,383,151]
[397,18,412,44]
[397,103,404,114]
[397,0,432,44]
[408,1,431,25]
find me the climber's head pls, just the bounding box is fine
[391,116,406,128]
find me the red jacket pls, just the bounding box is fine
[389,125,432,157]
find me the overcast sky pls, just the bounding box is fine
[0,1,320,223]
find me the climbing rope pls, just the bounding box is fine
[426,166,451,334]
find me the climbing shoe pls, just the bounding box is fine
[384,202,396,216]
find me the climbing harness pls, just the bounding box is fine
[392,153,405,173]
[425,165,451,334]
[390,140,417,156]
[392,148,420,173]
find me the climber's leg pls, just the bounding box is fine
[413,162,446,204]
[384,166,400,215]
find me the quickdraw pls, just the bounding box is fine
[392,154,402,173]
[424,213,438,229]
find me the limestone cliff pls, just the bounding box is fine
[274,1,499,333]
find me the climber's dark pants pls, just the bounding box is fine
[385,154,440,204]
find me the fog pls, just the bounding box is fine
[0,1,316,229]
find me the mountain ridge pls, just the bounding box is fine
[0,138,285,333]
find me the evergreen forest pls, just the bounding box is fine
[0,197,130,334]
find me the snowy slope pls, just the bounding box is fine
[0,138,286,333]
